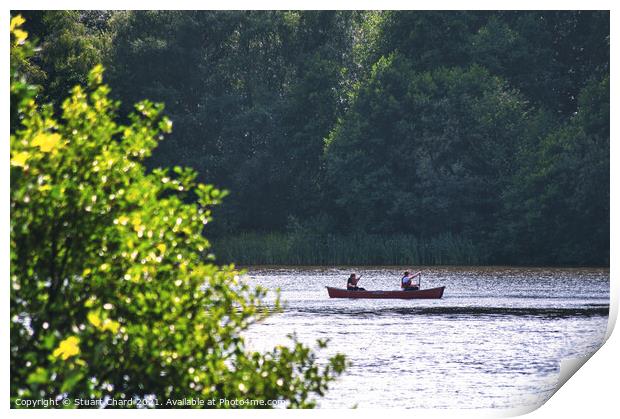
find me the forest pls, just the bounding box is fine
[17,10,610,266]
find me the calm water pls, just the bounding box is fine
[242,266,609,410]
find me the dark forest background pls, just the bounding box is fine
[17,10,609,266]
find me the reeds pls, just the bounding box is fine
[212,232,485,265]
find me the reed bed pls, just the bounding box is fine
[212,232,485,266]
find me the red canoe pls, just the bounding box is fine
[326,286,445,299]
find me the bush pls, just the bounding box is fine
[10,16,345,408]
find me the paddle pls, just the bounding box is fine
[412,271,421,288]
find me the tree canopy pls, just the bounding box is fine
[16,10,610,265]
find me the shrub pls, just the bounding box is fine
[10,16,345,408]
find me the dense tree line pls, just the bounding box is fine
[18,10,609,265]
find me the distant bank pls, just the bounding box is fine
[212,232,609,267]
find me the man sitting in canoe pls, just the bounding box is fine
[401,271,421,291]
[347,273,365,291]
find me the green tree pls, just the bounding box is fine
[372,11,609,117]
[108,11,280,231]
[471,11,609,117]
[500,75,609,265]
[16,10,111,105]
[10,18,345,408]
[370,11,486,71]
[13,11,610,266]
[325,54,530,242]
[108,11,357,233]
[264,11,359,223]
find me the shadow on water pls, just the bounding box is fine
[285,305,610,318]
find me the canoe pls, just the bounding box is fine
[326,286,445,299]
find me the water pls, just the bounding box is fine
[242,266,609,410]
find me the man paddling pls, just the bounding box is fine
[401,271,421,291]
[347,273,365,291]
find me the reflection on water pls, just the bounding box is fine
[242,266,609,410]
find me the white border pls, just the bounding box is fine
[4,2,617,418]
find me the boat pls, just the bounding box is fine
[326,286,445,299]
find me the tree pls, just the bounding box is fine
[264,11,358,223]
[10,17,345,408]
[499,75,609,265]
[372,11,609,117]
[16,11,110,106]
[107,11,358,233]
[372,11,486,71]
[13,11,610,266]
[325,54,530,241]
[471,11,609,117]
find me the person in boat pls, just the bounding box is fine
[401,271,420,291]
[347,273,365,291]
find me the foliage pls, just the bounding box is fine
[325,55,529,240]
[106,11,359,232]
[499,76,609,265]
[13,10,610,266]
[10,15,40,131]
[373,11,609,116]
[10,19,345,408]
[15,11,111,105]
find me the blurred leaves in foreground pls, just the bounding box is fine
[10,16,346,408]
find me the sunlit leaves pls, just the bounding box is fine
[31,132,62,152]
[52,337,81,360]
[87,311,120,334]
[10,151,30,167]
[11,22,345,408]
[159,117,173,134]
[88,64,104,87]
[10,14,26,31]
[10,15,28,45]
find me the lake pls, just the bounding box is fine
[242,266,609,410]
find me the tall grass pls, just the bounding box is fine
[212,232,486,265]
